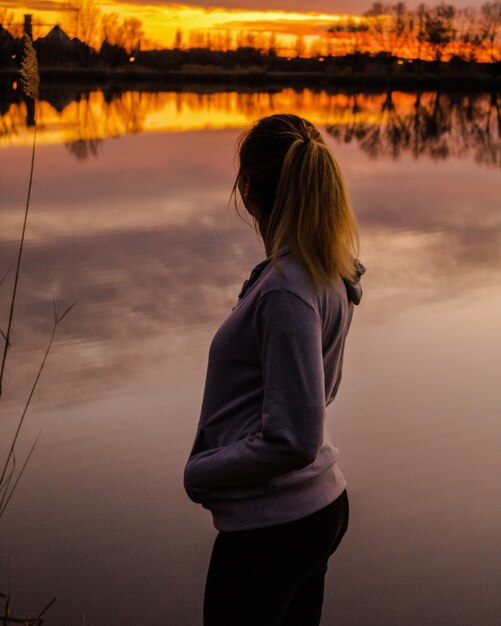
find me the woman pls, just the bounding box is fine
[184,113,364,626]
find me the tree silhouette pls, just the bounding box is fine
[424,2,456,61]
[479,1,501,61]
[68,0,100,49]
[174,29,183,50]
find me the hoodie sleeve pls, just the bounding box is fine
[183,289,326,502]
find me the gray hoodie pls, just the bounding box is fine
[184,249,364,531]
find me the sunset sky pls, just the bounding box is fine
[4,0,489,49]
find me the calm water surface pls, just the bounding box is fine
[0,88,500,625]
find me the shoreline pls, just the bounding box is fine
[1,65,500,92]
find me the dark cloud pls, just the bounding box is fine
[1,0,70,11]
[4,0,488,19]
[110,0,488,15]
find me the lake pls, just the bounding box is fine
[0,87,500,625]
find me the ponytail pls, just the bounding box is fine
[234,114,359,287]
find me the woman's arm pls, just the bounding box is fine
[184,289,326,501]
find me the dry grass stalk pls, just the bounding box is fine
[0,301,74,518]
[0,593,56,625]
[0,35,61,625]
[0,36,40,398]
[0,34,43,515]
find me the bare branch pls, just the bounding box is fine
[0,452,15,497]
[56,301,76,324]
[0,104,38,399]
[0,433,41,520]
[0,270,9,289]
[37,597,56,619]
[0,322,55,495]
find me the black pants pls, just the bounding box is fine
[204,490,349,626]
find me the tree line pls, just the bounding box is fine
[346,1,501,62]
[0,0,499,67]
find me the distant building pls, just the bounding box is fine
[42,25,73,47]
[34,25,92,66]
[0,23,14,47]
[0,23,16,66]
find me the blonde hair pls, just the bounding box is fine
[232,114,359,286]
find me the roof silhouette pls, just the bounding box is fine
[39,25,76,47]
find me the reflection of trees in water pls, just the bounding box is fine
[1,88,499,166]
[326,92,501,168]
[63,93,104,159]
[56,91,151,158]
[65,138,103,160]
[104,90,148,135]
[0,90,150,160]
[0,100,25,139]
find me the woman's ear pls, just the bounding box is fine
[238,174,259,218]
[238,173,250,201]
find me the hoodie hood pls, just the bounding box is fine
[239,251,365,306]
[343,259,365,305]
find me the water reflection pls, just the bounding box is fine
[1,126,500,411]
[65,137,103,160]
[326,91,501,168]
[1,89,500,626]
[1,88,499,167]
